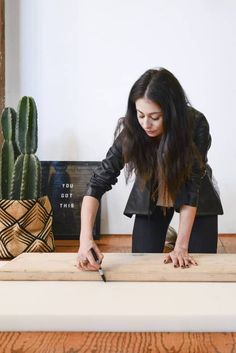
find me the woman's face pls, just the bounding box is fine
[135,97,164,137]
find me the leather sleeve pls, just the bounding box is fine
[174,111,211,209]
[85,132,125,201]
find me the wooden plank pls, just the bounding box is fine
[0,252,236,281]
[0,332,236,353]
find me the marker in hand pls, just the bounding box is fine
[90,247,106,282]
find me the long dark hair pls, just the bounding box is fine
[115,67,203,206]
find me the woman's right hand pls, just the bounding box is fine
[76,238,104,271]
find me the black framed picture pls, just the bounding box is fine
[41,161,101,240]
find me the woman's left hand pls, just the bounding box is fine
[163,246,198,268]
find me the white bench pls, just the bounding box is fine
[0,253,235,332]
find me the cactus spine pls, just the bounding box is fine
[0,108,19,199]
[10,97,41,199]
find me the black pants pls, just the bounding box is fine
[132,206,218,253]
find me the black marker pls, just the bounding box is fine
[90,247,106,282]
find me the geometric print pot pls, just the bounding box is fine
[0,196,55,259]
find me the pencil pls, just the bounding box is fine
[90,247,107,282]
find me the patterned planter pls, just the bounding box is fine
[0,196,55,259]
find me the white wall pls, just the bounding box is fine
[5,0,236,234]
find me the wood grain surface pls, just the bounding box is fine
[1,252,236,281]
[0,332,236,353]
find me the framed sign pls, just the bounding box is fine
[41,161,101,240]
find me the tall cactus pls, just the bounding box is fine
[10,97,41,199]
[0,108,19,199]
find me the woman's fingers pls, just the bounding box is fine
[166,252,180,267]
[77,243,105,271]
[86,251,101,269]
[163,255,171,264]
[164,254,179,267]
[183,257,190,268]
[182,255,198,266]
[164,251,198,268]
[77,259,99,271]
[188,256,198,266]
[92,244,104,264]
[173,257,179,267]
[83,262,99,271]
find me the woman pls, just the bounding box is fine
[76,67,223,271]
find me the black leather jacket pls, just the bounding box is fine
[85,107,223,217]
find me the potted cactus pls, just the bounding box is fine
[0,96,55,259]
